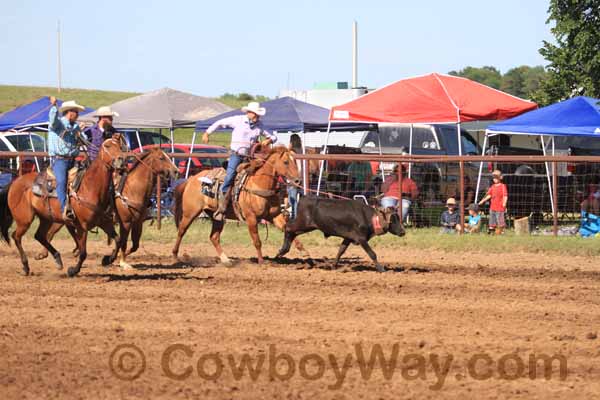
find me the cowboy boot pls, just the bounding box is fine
[214,189,231,221]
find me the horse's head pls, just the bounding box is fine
[99,133,127,171]
[380,207,406,237]
[144,148,179,180]
[266,147,300,186]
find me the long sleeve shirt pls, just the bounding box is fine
[48,106,80,157]
[206,115,277,156]
[84,123,105,160]
[440,210,460,227]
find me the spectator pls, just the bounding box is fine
[380,164,418,220]
[478,169,508,235]
[464,203,482,233]
[440,197,461,234]
[581,183,600,215]
[346,161,373,195]
[456,175,475,206]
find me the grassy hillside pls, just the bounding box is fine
[0,85,139,113]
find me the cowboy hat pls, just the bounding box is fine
[92,106,119,118]
[446,197,457,206]
[492,169,503,179]
[242,102,266,116]
[59,100,85,113]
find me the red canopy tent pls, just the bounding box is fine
[329,72,537,124]
[316,73,537,194]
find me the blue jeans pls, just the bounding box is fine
[221,153,244,193]
[52,158,74,212]
[287,186,299,219]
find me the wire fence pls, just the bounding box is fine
[2,151,600,236]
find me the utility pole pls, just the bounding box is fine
[352,20,358,88]
[57,20,62,93]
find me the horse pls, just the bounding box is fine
[0,135,127,277]
[172,146,307,264]
[35,147,179,270]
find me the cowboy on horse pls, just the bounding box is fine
[47,96,86,222]
[202,101,277,220]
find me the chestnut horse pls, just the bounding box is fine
[0,135,127,277]
[172,146,307,264]
[35,147,179,270]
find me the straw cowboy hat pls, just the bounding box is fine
[446,197,457,206]
[92,106,120,118]
[59,100,85,113]
[242,101,266,116]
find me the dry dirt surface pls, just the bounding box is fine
[1,238,600,399]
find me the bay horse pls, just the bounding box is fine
[0,135,127,277]
[35,147,179,270]
[172,146,307,264]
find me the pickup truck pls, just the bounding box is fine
[360,123,481,202]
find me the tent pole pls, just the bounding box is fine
[316,121,331,195]
[186,131,197,179]
[474,132,488,203]
[408,124,413,178]
[135,130,143,152]
[377,129,385,179]
[457,122,462,156]
[301,130,307,195]
[28,131,40,172]
[170,128,175,152]
[541,136,555,216]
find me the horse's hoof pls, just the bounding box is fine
[119,261,133,270]
[53,254,63,270]
[101,255,113,267]
[21,267,30,276]
[376,264,386,273]
[34,253,48,261]
[67,267,79,278]
[219,254,231,264]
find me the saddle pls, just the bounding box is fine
[32,166,85,198]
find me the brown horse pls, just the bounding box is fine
[0,135,127,277]
[36,147,179,270]
[172,146,307,264]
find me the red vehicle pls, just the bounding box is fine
[133,143,228,176]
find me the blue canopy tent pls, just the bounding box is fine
[0,96,94,171]
[193,97,375,188]
[479,96,600,214]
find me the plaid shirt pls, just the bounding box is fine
[47,106,80,157]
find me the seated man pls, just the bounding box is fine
[380,164,418,220]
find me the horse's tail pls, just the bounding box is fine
[0,184,13,245]
[173,180,188,229]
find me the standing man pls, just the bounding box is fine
[202,102,277,220]
[48,96,86,221]
[84,106,119,161]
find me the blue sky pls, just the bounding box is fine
[0,0,553,97]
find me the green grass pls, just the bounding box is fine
[43,218,600,257]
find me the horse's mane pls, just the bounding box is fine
[244,146,289,172]
[129,149,156,172]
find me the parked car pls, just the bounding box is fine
[0,132,46,186]
[133,143,228,176]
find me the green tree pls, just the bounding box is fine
[448,66,503,89]
[501,66,547,99]
[537,0,600,104]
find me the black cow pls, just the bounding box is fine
[277,197,405,272]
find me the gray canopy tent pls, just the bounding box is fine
[79,87,231,151]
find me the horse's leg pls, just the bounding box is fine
[34,222,63,260]
[126,219,142,256]
[118,222,133,270]
[358,240,385,273]
[334,239,352,269]
[34,219,63,270]
[272,214,309,257]
[99,220,120,267]
[209,219,230,264]
[245,214,264,264]
[12,219,33,276]
[67,229,87,278]
[172,213,197,259]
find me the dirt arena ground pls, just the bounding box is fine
[1,238,600,399]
